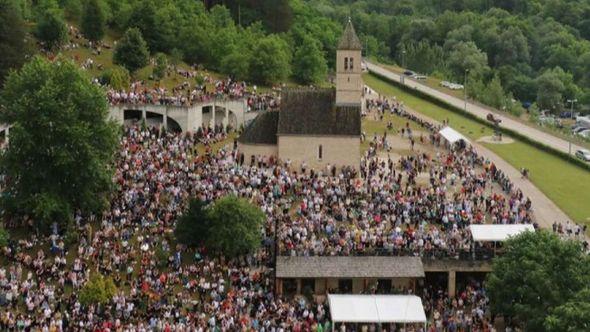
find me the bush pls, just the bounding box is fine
[79,273,117,306]
[100,67,130,90]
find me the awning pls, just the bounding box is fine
[439,126,469,144]
[469,224,535,242]
[276,256,424,279]
[328,294,427,323]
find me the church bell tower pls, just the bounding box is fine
[335,19,363,107]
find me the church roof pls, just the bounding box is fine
[238,111,279,145]
[338,19,362,50]
[277,88,361,136]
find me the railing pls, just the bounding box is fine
[278,247,499,260]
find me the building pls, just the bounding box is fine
[238,20,363,170]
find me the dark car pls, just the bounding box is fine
[487,113,501,125]
[403,70,415,76]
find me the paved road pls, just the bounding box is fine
[367,61,586,157]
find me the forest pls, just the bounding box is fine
[1,0,590,113]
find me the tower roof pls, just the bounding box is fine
[337,19,362,51]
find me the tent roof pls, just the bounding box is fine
[469,224,535,242]
[328,294,427,323]
[439,126,469,144]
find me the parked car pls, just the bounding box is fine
[412,74,427,80]
[440,81,464,90]
[403,70,415,76]
[575,149,590,161]
[577,129,590,138]
[487,113,501,125]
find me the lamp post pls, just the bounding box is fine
[464,69,469,112]
[567,98,577,155]
[401,50,406,84]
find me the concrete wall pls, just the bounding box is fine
[109,99,246,133]
[239,143,278,164]
[336,49,363,106]
[278,135,360,170]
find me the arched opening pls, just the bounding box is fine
[124,110,142,121]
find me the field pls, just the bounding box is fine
[364,73,590,226]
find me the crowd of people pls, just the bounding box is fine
[106,76,278,112]
[0,87,567,330]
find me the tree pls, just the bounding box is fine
[113,28,149,74]
[79,273,117,306]
[100,67,130,90]
[447,41,489,81]
[81,0,106,43]
[0,56,119,232]
[293,36,328,85]
[174,198,210,247]
[249,35,291,85]
[206,195,265,257]
[152,53,168,82]
[0,0,29,84]
[486,231,590,331]
[536,68,566,111]
[220,50,251,81]
[35,8,68,50]
[544,288,590,332]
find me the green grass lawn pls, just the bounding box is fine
[364,73,590,226]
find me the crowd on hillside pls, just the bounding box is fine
[106,76,278,112]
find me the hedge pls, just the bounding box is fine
[369,71,590,172]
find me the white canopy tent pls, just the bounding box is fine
[328,294,427,330]
[469,224,535,242]
[439,126,469,145]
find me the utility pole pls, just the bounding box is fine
[567,98,577,155]
[464,69,469,112]
[401,49,406,84]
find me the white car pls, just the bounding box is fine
[412,74,427,80]
[575,149,590,161]
[577,129,590,138]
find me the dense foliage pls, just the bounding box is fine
[79,273,118,306]
[175,196,264,257]
[486,231,590,331]
[206,195,265,257]
[113,28,149,74]
[10,0,590,105]
[174,198,210,248]
[0,0,30,85]
[0,56,119,232]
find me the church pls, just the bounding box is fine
[238,20,363,170]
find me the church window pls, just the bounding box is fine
[318,145,323,159]
[344,57,348,70]
[350,57,354,70]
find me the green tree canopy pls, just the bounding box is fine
[81,0,106,43]
[544,288,590,332]
[174,198,210,248]
[0,0,29,84]
[79,273,117,306]
[35,7,68,50]
[293,35,328,85]
[249,35,291,85]
[100,66,130,90]
[447,41,489,81]
[113,27,149,74]
[206,195,264,257]
[0,56,119,231]
[486,231,590,331]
